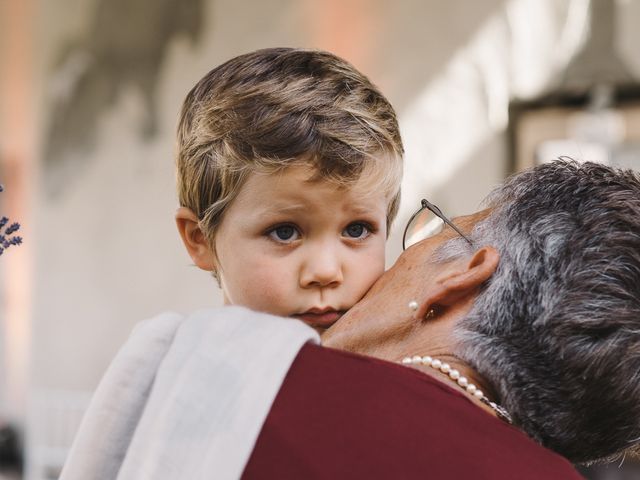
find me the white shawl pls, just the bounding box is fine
[59,306,319,480]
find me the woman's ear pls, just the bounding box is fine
[175,207,217,271]
[415,246,499,319]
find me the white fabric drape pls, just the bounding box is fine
[59,306,319,480]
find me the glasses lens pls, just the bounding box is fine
[404,208,444,249]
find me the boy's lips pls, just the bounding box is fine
[292,308,345,328]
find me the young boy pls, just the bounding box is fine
[175,48,403,332]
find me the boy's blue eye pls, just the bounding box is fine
[343,222,371,239]
[275,226,295,240]
[268,225,300,243]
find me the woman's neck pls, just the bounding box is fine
[398,349,506,420]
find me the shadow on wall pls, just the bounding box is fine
[44,0,205,196]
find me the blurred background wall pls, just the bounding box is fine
[1,0,640,478]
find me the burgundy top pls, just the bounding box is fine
[242,343,582,479]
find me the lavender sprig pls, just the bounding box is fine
[0,184,22,256]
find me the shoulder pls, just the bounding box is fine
[245,344,582,480]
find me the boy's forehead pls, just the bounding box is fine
[230,165,388,218]
[277,157,400,198]
[251,164,380,194]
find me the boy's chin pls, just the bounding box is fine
[291,310,345,332]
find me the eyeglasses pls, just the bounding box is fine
[402,199,473,250]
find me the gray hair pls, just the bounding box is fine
[447,160,640,464]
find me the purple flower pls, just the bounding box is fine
[0,184,23,256]
[5,223,20,235]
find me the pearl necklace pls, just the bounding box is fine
[401,355,513,424]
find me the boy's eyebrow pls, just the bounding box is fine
[253,203,307,214]
[347,204,383,215]
[252,202,382,217]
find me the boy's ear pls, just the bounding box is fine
[415,246,499,319]
[175,207,217,271]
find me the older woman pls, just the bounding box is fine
[61,160,640,479]
[323,160,640,464]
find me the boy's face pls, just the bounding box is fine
[213,165,389,333]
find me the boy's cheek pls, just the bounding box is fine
[223,262,291,314]
[348,249,386,300]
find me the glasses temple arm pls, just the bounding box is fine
[423,200,474,246]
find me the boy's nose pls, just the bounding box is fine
[299,247,343,288]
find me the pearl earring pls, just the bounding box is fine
[408,300,435,319]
